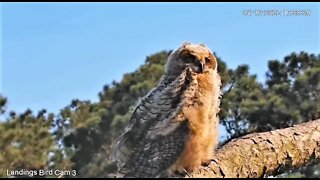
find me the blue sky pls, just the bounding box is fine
[1,2,319,119]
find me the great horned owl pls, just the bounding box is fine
[110,42,221,178]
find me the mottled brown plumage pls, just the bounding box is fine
[110,42,221,178]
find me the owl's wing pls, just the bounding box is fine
[124,120,189,178]
[111,68,196,176]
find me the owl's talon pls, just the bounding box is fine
[201,159,212,166]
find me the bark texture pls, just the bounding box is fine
[187,119,320,178]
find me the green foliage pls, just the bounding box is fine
[220,52,320,139]
[0,95,7,114]
[254,52,320,131]
[220,64,266,138]
[0,108,56,177]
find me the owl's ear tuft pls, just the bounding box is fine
[182,42,191,47]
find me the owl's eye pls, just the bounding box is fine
[179,50,196,64]
[205,57,211,64]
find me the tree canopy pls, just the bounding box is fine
[0,50,319,178]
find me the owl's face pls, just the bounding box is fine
[165,42,217,76]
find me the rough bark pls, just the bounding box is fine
[187,119,320,178]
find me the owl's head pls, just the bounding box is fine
[165,42,217,77]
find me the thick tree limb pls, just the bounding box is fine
[188,119,320,178]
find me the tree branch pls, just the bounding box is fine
[188,119,320,178]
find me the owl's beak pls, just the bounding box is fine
[192,60,204,74]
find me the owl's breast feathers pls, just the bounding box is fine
[170,69,221,173]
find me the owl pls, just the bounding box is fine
[110,42,221,178]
